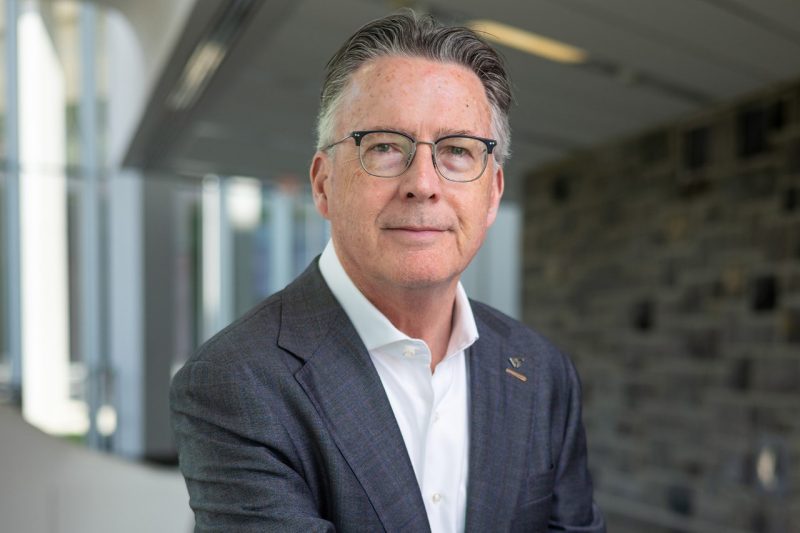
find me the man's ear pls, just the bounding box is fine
[310,151,332,219]
[486,164,504,227]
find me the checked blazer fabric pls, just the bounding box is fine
[170,259,606,532]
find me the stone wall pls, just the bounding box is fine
[523,78,800,533]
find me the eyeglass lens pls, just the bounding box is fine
[358,131,488,182]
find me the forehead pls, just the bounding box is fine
[337,55,493,136]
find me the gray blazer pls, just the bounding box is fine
[170,260,605,532]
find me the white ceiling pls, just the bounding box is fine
[125,0,800,201]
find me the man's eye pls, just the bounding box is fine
[372,143,393,153]
[444,145,471,158]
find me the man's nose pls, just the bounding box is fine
[400,142,440,200]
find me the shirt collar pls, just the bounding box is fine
[318,240,479,356]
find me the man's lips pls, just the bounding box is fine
[385,226,448,232]
[381,226,451,243]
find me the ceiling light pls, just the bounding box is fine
[168,42,226,111]
[167,0,259,111]
[468,19,588,64]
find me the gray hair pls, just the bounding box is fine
[316,10,512,165]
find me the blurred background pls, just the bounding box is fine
[0,0,798,531]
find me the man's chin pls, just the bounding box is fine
[384,267,460,292]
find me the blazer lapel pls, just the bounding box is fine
[278,263,430,532]
[464,313,534,531]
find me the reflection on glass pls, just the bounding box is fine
[1,0,6,157]
[0,0,9,401]
[0,172,7,400]
[228,180,328,320]
[13,0,108,438]
[19,1,73,435]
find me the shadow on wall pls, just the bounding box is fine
[0,406,193,533]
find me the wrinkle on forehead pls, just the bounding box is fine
[333,56,492,139]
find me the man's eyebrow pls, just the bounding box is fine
[434,128,475,138]
[356,124,482,141]
[360,125,413,136]
[360,126,480,139]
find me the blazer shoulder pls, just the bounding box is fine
[191,290,284,367]
[181,259,335,370]
[470,299,575,376]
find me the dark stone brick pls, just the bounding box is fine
[624,382,653,409]
[677,174,711,198]
[678,284,707,313]
[683,126,710,170]
[760,225,799,262]
[684,461,702,478]
[616,419,635,436]
[738,105,771,158]
[640,130,670,164]
[768,99,786,131]
[683,328,720,359]
[751,275,778,312]
[651,440,672,469]
[783,187,798,212]
[787,141,800,173]
[729,358,752,391]
[631,299,655,331]
[751,509,768,533]
[551,174,571,203]
[661,262,677,286]
[735,168,778,199]
[666,485,693,516]
[781,308,800,343]
[738,108,767,158]
[753,359,800,394]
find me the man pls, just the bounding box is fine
[171,11,605,533]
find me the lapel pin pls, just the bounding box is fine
[506,357,527,382]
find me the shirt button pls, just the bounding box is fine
[432,411,440,423]
[403,347,415,358]
[431,493,442,504]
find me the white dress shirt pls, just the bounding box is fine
[319,240,478,533]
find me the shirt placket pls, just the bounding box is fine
[421,356,460,532]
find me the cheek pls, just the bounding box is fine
[455,190,493,230]
[329,174,390,229]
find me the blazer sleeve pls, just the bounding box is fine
[549,355,606,532]
[170,358,335,533]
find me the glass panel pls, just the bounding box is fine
[66,173,91,441]
[15,0,107,438]
[94,6,107,167]
[226,178,328,321]
[1,0,6,162]
[0,0,7,397]
[294,189,328,274]
[230,177,270,318]
[0,170,8,402]
[51,0,81,170]
[174,178,204,370]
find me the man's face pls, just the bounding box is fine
[310,55,504,295]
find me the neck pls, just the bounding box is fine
[357,277,458,371]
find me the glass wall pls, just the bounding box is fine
[1,0,329,456]
[0,0,110,438]
[229,179,328,320]
[192,176,327,351]
[0,0,12,403]
[0,167,7,401]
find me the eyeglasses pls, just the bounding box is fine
[323,130,497,183]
